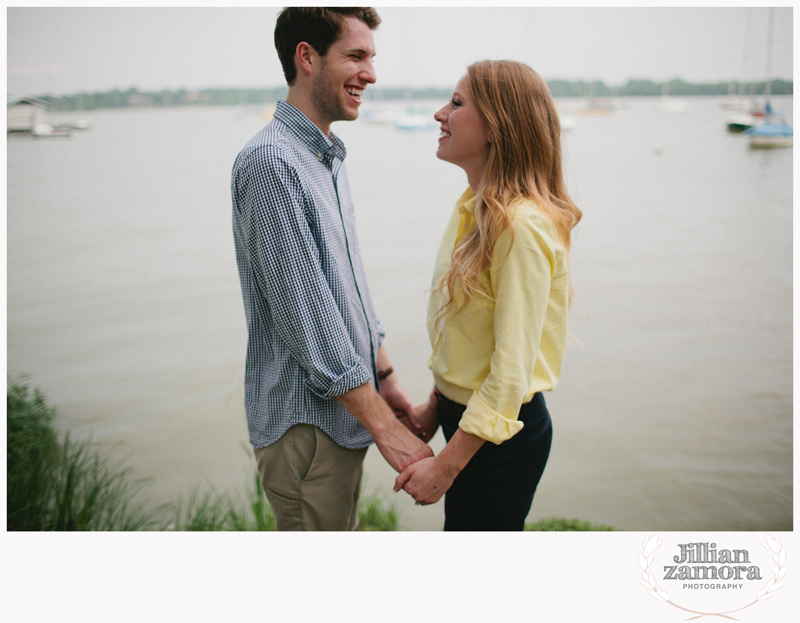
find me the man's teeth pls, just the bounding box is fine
[345,87,363,100]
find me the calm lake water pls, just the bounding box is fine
[7,96,792,531]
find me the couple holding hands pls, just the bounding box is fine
[231,7,581,531]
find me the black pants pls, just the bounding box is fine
[438,390,552,531]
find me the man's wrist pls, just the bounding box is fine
[338,382,391,438]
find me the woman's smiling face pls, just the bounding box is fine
[434,74,491,182]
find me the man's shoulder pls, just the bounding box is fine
[234,120,305,174]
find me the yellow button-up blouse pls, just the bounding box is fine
[427,188,569,445]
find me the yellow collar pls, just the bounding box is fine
[456,187,477,215]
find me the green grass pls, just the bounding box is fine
[357,493,399,531]
[167,476,398,531]
[7,380,609,532]
[168,473,278,531]
[525,517,615,531]
[7,379,399,531]
[7,381,153,530]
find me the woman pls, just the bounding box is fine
[394,60,582,531]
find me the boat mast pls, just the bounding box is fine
[738,8,752,100]
[764,7,774,101]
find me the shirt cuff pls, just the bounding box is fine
[458,392,525,445]
[304,359,372,399]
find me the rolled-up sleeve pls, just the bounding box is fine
[238,146,371,398]
[458,214,556,444]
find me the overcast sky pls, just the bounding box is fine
[6,6,794,97]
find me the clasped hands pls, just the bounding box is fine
[381,385,454,506]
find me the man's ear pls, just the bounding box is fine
[295,42,317,78]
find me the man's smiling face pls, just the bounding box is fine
[311,16,377,127]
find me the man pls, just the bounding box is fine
[231,7,432,531]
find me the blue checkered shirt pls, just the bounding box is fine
[231,101,383,450]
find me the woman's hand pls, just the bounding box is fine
[395,427,486,505]
[395,388,439,442]
[394,456,455,506]
[379,373,417,428]
[411,389,439,442]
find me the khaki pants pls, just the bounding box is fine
[254,424,368,531]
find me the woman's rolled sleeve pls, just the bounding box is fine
[460,391,525,442]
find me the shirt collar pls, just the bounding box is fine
[272,100,347,163]
[456,187,477,215]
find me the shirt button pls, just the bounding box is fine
[317,152,323,158]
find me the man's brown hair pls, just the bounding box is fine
[274,7,380,85]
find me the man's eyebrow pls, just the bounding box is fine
[343,47,375,57]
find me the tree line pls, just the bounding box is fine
[26,79,793,112]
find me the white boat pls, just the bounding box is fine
[656,82,688,114]
[559,114,577,132]
[394,106,438,131]
[657,98,689,114]
[32,123,71,138]
[726,113,761,133]
[361,104,402,125]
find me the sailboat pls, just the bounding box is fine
[722,9,753,112]
[724,9,768,132]
[657,81,688,114]
[745,8,792,149]
[393,89,438,131]
[746,103,792,148]
[577,81,613,116]
[727,112,761,133]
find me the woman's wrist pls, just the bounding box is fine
[434,454,461,482]
[439,428,485,475]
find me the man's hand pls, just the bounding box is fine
[393,456,454,506]
[337,381,433,473]
[373,417,434,473]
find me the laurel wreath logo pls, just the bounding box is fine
[638,533,788,620]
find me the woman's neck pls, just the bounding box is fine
[465,165,485,195]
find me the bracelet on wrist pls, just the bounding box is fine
[377,367,394,381]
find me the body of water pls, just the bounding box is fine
[7,96,792,530]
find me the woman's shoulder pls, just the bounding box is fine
[508,199,561,249]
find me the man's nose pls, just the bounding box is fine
[360,59,376,84]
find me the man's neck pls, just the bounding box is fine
[285,88,331,136]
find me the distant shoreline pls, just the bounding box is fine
[11,78,793,113]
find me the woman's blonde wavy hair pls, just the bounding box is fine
[434,60,582,325]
